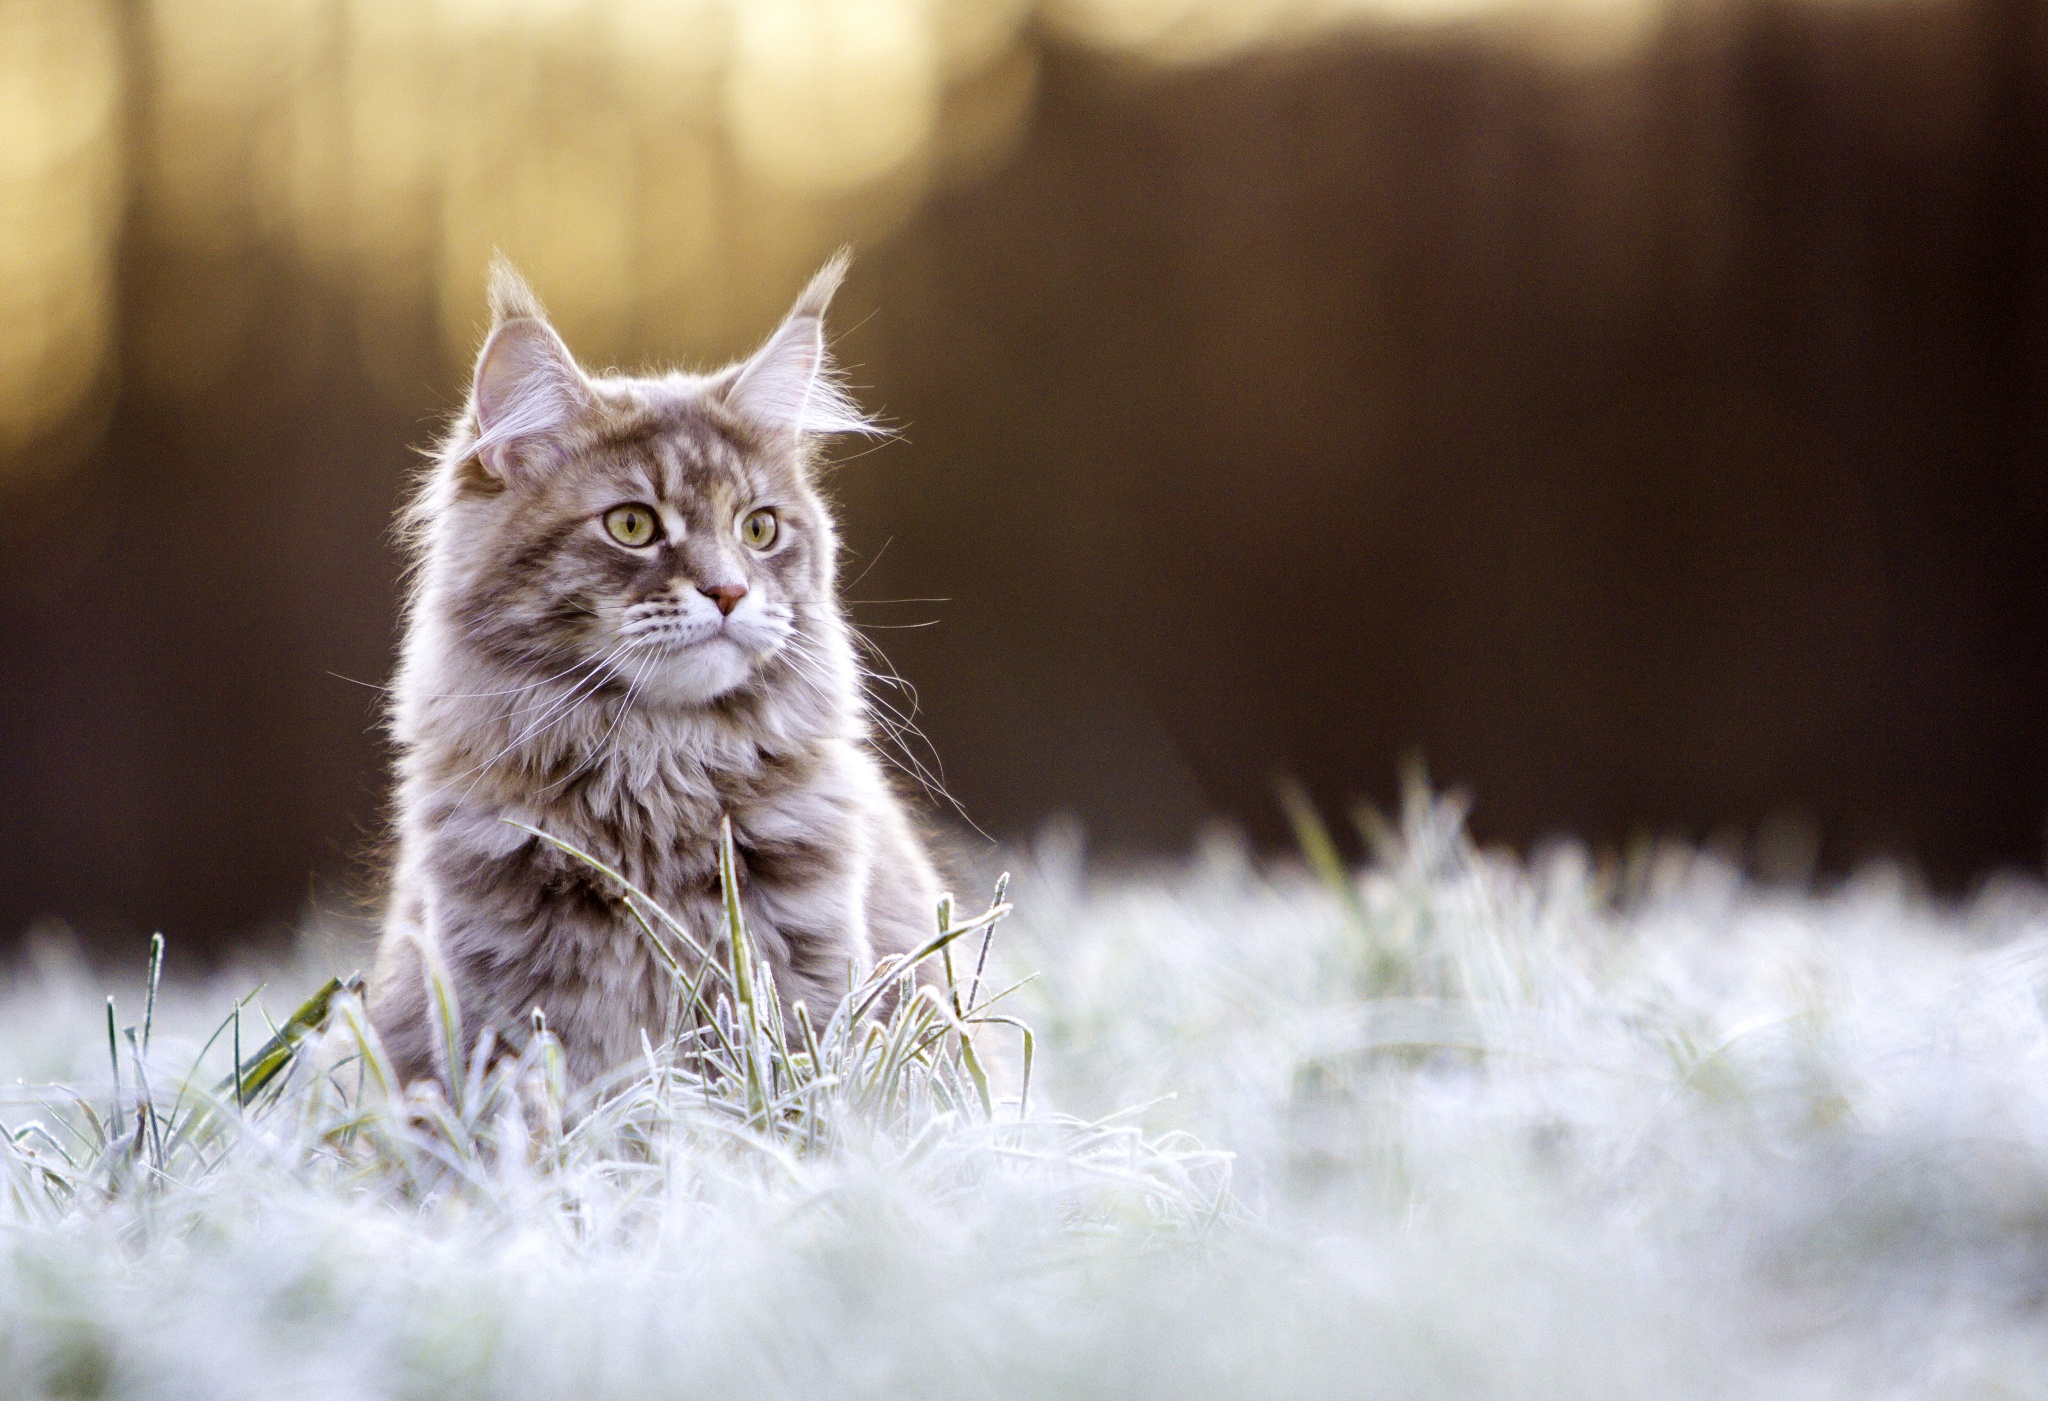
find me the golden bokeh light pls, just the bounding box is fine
[1042,0,1663,64]
[117,0,1047,405]
[0,0,1690,481]
[0,0,121,458]
[727,0,938,193]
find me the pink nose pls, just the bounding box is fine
[700,582,747,616]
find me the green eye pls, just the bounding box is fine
[604,504,658,548]
[740,509,778,550]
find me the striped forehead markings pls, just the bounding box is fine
[664,442,759,514]
[583,402,775,518]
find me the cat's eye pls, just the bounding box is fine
[740,509,778,550]
[603,504,659,548]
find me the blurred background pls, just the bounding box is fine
[0,0,2043,955]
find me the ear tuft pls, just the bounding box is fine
[723,248,883,440]
[471,267,587,477]
[486,252,548,328]
[787,247,851,323]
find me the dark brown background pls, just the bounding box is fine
[4,8,2045,953]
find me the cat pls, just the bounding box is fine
[367,252,942,1090]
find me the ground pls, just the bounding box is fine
[3,788,2047,1399]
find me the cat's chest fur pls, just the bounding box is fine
[441,709,861,909]
[384,711,874,1082]
[491,712,846,895]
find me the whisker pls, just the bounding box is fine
[499,646,630,749]
[819,433,901,468]
[410,630,629,704]
[423,642,633,804]
[853,627,919,687]
[329,644,610,702]
[533,648,658,800]
[842,535,893,593]
[780,631,984,838]
[446,652,626,703]
[852,629,928,731]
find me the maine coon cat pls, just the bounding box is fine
[368,253,941,1089]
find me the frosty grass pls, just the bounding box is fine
[4,790,2048,1399]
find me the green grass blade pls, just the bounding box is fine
[143,933,164,1056]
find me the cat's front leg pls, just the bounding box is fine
[367,909,438,1088]
[731,858,873,1023]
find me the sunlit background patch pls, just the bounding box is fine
[1,0,1037,470]
[0,0,1706,478]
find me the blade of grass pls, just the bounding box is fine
[104,998,120,1145]
[142,933,164,1056]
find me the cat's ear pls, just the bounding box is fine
[470,257,590,477]
[721,249,881,441]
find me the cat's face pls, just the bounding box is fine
[456,403,838,709]
[432,255,874,711]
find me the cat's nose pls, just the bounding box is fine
[699,582,748,616]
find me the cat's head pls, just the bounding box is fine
[417,254,879,712]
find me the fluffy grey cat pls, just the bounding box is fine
[368,254,940,1089]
